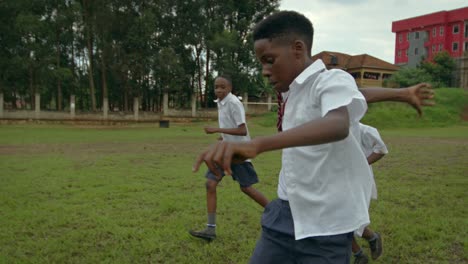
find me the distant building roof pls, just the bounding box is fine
[311,51,400,71]
[392,7,468,32]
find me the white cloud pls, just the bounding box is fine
[280,0,467,63]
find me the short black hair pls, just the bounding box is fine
[253,11,314,56]
[215,74,232,87]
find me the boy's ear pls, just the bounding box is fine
[293,40,307,58]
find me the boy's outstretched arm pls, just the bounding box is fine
[204,124,247,136]
[359,83,435,116]
[193,106,349,176]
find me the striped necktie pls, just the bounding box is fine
[277,92,286,132]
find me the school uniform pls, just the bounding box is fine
[250,59,373,264]
[205,92,258,187]
[359,123,388,200]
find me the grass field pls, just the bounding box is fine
[0,120,467,264]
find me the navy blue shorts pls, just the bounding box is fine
[205,162,259,188]
[249,199,353,264]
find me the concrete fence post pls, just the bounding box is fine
[133,97,139,121]
[163,92,169,116]
[103,98,109,119]
[267,94,272,111]
[70,95,75,119]
[243,92,248,112]
[191,93,197,117]
[35,93,40,119]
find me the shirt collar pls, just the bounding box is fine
[291,59,326,88]
[215,92,232,105]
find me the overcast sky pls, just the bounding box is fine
[279,0,467,63]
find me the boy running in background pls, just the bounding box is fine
[189,75,269,242]
[353,123,388,264]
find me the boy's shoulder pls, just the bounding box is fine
[359,123,380,136]
[225,93,243,106]
[317,68,355,83]
[297,60,355,89]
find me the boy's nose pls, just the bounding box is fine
[262,67,271,77]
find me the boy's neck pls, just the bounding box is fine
[303,57,313,69]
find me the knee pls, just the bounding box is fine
[205,180,217,192]
[240,186,251,194]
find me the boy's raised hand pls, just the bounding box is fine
[404,83,435,116]
[193,141,258,176]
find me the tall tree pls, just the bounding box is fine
[80,0,97,111]
[420,51,457,87]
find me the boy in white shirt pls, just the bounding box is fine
[189,75,269,241]
[193,11,433,263]
[195,11,369,263]
[352,123,388,264]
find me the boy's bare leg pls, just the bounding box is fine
[352,236,369,263]
[206,179,218,213]
[189,179,219,241]
[352,237,361,253]
[362,227,383,260]
[240,186,269,207]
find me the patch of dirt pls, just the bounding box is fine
[0,141,205,157]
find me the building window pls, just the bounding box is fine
[465,23,468,38]
[399,34,402,43]
[382,74,392,80]
[398,50,401,57]
[453,24,459,34]
[465,42,468,52]
[452,42,459,51]
[363,72,380,80]
[439,44,443,51]
[406,33,409,41]
[432,27,437,37]
[414,48,419,55]
[415,32,420,39]
[440,26,444,36]
[432,45,436,53]
[405,49,408,57]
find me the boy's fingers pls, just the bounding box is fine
[193,145,221,178]
[415,106,422,117]
[212,142,227,168]
[204,147,222,178]
[223,144,234,175]
[192,152,205,172]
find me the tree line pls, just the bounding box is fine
[0,0,279,112]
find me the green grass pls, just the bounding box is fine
[361,88,468,129]
[0,121,467,263]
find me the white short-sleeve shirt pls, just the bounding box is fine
[278,59,373,240]
[359,123,388,200]
[217,92,250,143]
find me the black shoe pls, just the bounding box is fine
[369,232,383,260]
[189,229,216,241]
